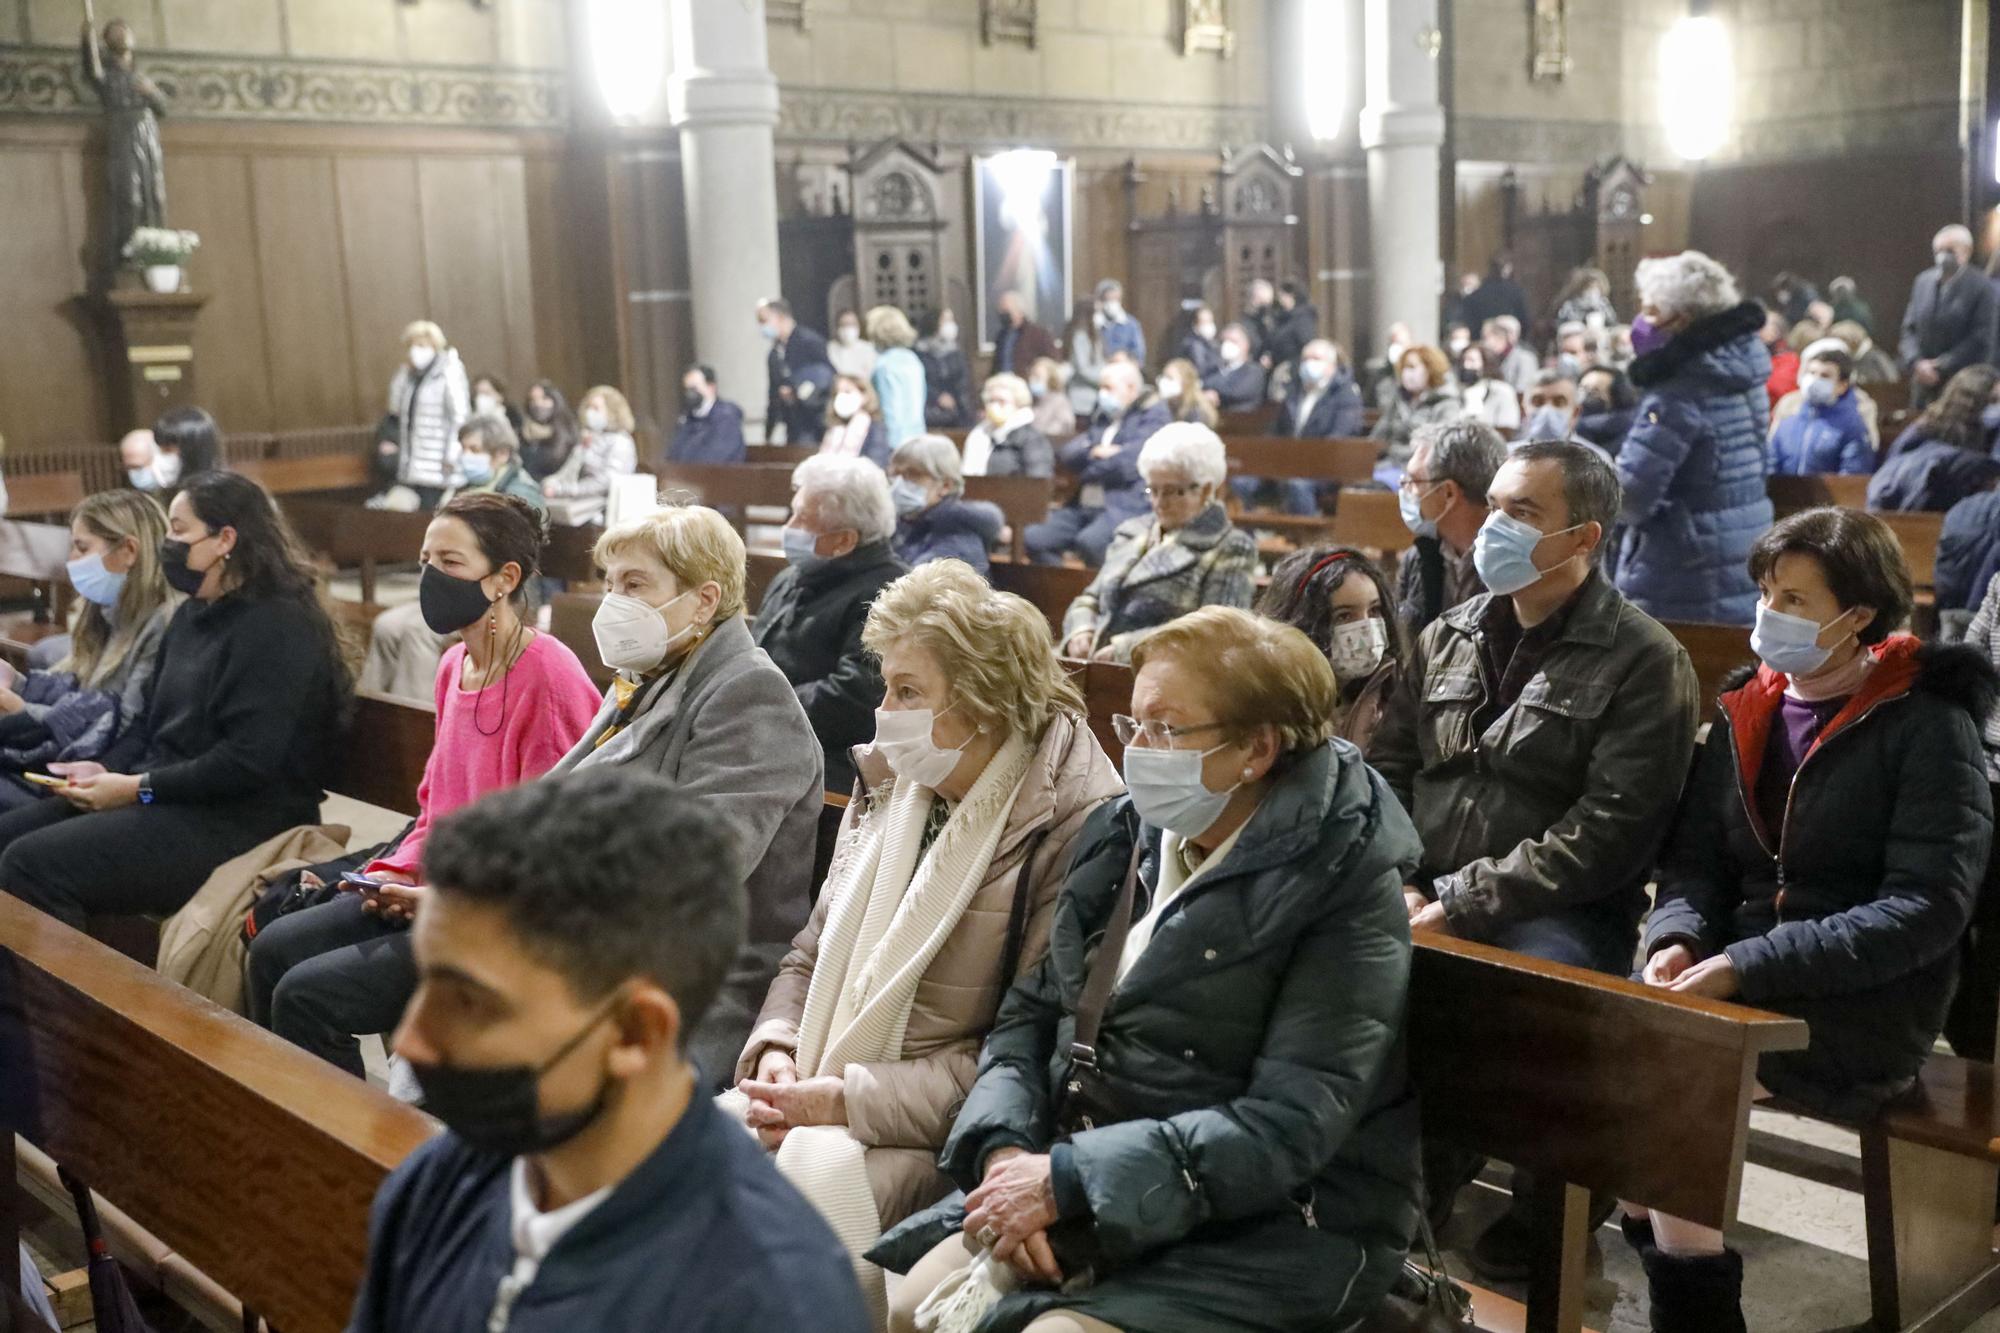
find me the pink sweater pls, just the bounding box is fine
[367,633,604,879]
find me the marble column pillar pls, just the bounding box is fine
[1358,0,1446,347]
[667,0,783,434]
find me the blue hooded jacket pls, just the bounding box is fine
[1612,301,1774,626]
[1770,389,1874,476]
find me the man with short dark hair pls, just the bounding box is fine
[665,365,747,465]
[1519,367,1578,442]
[1770,346,1873,475]
[757,297,834,445]
[1372,441,1698,1276]
[1394,421,1503,634]
[348,770,868,1333]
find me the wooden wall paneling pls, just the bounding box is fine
[488,154,541,397]
[1074,162,1130,333]
[248,155,356,430]
[608,144,692,444]
[416,156,514,393]
[334,155,431,427]
[0,146,101,448]
[153,150,274,433]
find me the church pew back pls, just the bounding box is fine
[1767,472,1871,517]
[1661,621,1755,715]
[1224,435,1377,484]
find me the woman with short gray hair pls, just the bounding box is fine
[1613,250,1774,624]
[888,435,1005,575]
[1059,422,1258,663]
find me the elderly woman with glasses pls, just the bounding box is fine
[1058,423,1258,664]
[888,434,1006,576]
[881,606,1424,1333]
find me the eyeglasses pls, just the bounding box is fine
[1527,395,1573,409]
[1144,483,1202,503]
[1111,715,1227,749]
[1397,474,1439,494]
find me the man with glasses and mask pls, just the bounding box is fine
[1393,421,1504,635]
[348,769,868,1333]
[1371,441,1698,1279]
[1898,223,1994,410]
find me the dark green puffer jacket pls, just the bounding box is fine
[889,740,1424,1333]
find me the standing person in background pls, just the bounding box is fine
[962,373,1053,478]
[1155,357,1218,428]
[827,308,877,383]
[1829,276,1875,337]
[865,304,927,450]
[1201,322,1267,413]
[990,289,1057,377]
[517,379,578,483]
[817,375,891,468]
[1555,266,1618,329]
[1063,296,1108,420]
[667,365,747,465]
[1240,277,1279,358]
[1093,278,1146,366]
[1461,253,1532,331]
[383,321,469,509]
[1261,278,1320,382]
[469,373,523,438]
[1770,272,1820,325]
[1900,224,1995,410]
[1177,304,1221,380]
[918,308,974,429]
[758,297,834,445]
[543,386,639,528]
[1025,357,1077,441]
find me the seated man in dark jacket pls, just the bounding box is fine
[753,455,909,791]
[1372,441,1698,1277]
[1201,323,1268,413]
[1024,360,1170,568]
[1393,420,1504,636]
[665,364,747,465]
[348,770,868,1333]
[1235,338,1367,515]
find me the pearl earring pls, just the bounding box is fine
[1241,767,1253,780]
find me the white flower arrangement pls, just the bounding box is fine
[122,227,201,267]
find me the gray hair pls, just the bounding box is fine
[981,372,1031,412]
[1094,278,1123,301]
[791,455,896,543]
[1508,439,1623,533]
[1414,420,1506,502]
[890,433,966,496]
[1634,250,1741,321]
[1483,315,1521,341]
[1137,421,1228,488]
[1934,224,1974,252]
[458,411,519,458]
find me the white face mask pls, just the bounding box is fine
[1122,741,1238,839]
[408,345,437,371]
[1157,375,1183,401]
[937,320,958,344]
[1219,342,1247,367]
[592,589,694,675]
[1328,617,1388,682]
[838,326,860,345]
[151,452,183,488]
[833,391,864,420]
[474,391,502,416]
[1194,321,1216,341]
[872,703,970,789]
[583,406,610,432]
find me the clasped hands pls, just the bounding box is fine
[735,1049,847,1151]
[1642,942,1739,999]
[964,1147,1063,1285]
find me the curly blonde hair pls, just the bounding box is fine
[862,559,1084,740]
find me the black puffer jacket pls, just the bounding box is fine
[883,741,1424,1333]
[1646,637,1998,1117]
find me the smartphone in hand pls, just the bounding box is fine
[340,872,384,898]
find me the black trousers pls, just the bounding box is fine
[245,891,416,1079]
[0,797,295,931]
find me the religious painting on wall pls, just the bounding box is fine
[972,150,1074,354]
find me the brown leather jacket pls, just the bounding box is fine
[1370,571,1699,944]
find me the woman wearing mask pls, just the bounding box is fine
[961,373,1054,479]
[1256,546,1403,755]
[1631,508,1995,1330]
[728,560,1120,1322]
[469,372,524,438]
[446,413,545,510]
[888,435,1005,576]
[1156,357,1218,428]
[553,503,824,1088]
[517,379,579,482]
[920,307,974,429]
[1176,305,1221,381]
[1555,265,1618,329]
[1025,358,1077,441]
[384,320,470,508]
[1866,364,2000,512]
[1063,296,1109,420]
[1458,344,1522,434]
[829,308,879,382]
[1371,345,1463,469]
[246,493,601,1076]
[819,374,891,467]
[1060,424,1258,664]
[0,473,348,930]
[867,305,929,450]
[883,606,1423,1333]
[543,384,640,527]
[0,492,179,809]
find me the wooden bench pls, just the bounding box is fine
[1224,435,1378,485]
[0,521,76,643]
[1877,510,1942,591]
[1767,473,1871,517]
[3,472,85,521]
[237,452,372,496]
[1661,621,1754,714]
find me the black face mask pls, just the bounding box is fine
[160,538,209,595]
[682,390,705,414]
[1579,394,1611,418]
[418,563,497,635]
[1456,365,1480,386]
[407,995,623,1158]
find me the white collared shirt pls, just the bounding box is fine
[1116,821,1248,982]
[487,1159,613,1331]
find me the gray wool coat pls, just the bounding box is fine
[552,613,824,1089]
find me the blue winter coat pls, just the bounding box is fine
[1866,425,2000,512]
[1938,489,2000,612]
[665,400,747,464]
[1612,301,1774,625]
[1770,391,1874,476]
[892,496,1004,575]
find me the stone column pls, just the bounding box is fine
[667,0,783,434]
[1358,0,1446,346]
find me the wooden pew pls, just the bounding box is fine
[1767,473,1871,517]
[0,521,76,642]
[1661,621,1754,714]
[1877,510,1942,590]
[0,893,434,1333]
[237,452,372,497]
[963,474,1052,562]
[989,562,1095,635]
[331,690,435,817]
[1224,435,1377,485]
[4,472,85,520]
[655,462,795,521]
[1219,406,1280,436]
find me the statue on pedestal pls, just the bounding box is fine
[80,2,168,279]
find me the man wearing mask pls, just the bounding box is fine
[989,289,1057,376]
[1200,322,1268,412]
[1262,278,1321,376]
[1025,360,1169,567]
[1393,421,1505,635]
[120,428,176,492]
[347,771,869,1333]
[664,365,746,465]
[756,297,834,445]
[1899,224,1994,409]
[1241,277,1277,359]
[1092,278,1146,365]
[1372,442,1697,1275]
[1246,338,1365,515]
[1519,369,1580,444]
[1482,316,1540,395]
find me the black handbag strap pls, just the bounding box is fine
[1071,837,1145,1069]
[997,829,1050,987]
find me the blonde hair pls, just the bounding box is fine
[400,320,446,351]
[593,502,746,622]
[1130,607,1336,756]
[864,305,917,349]
[60,490,176,689]
[824,373,882,430]
[579,385,637,434]
[862,559,1085,740]
[982,372,1031,412]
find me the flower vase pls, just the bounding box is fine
[144,265,183,294]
